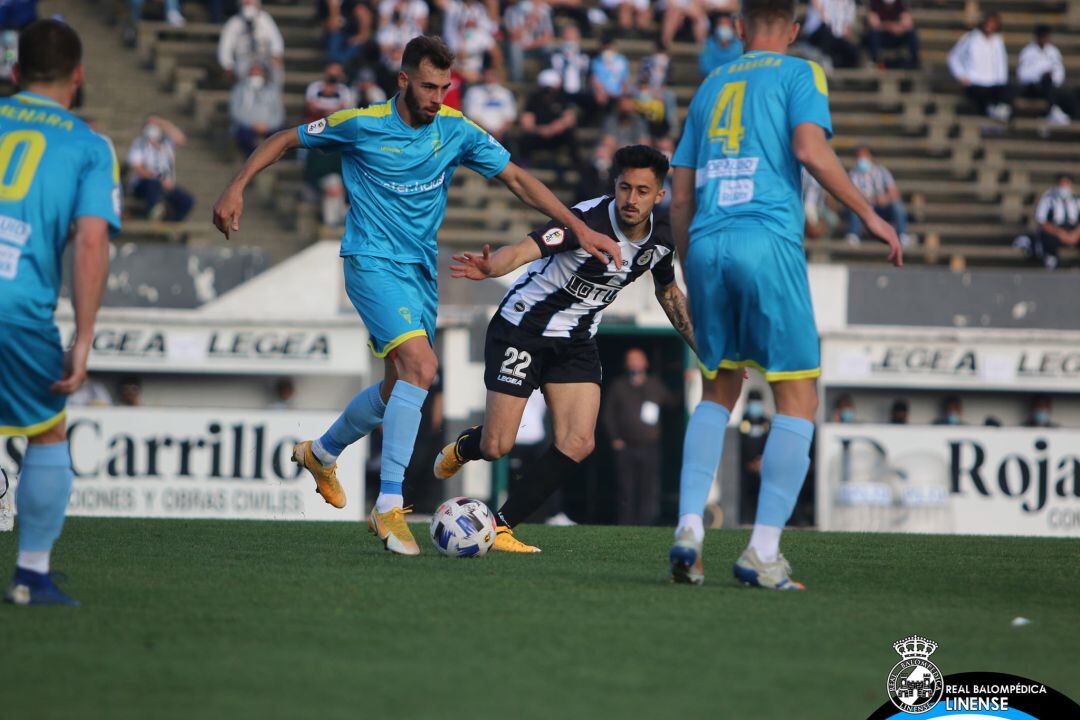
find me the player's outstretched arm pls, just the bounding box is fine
[793,123,904,267]
[53,217,110,395]
[212,128,302,238]
[655,281,697,355]
[670,167,696,268]
[495,162,623,267]
[450,237,542,280]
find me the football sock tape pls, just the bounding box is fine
[755,414,814,528]
[379,381,428,497]
[16,442,73,556]
[319,382,387,459]
[498,444,578,527]
[677,401,730,518]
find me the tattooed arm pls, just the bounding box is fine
[655,281,696,355]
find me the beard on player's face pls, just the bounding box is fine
[404,82,436,125]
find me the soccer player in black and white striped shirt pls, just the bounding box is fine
[432,145,696,552]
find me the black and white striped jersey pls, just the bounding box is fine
[496,196,676,340]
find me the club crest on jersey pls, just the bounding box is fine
[886,636,944,715]
[636,248,654,266]
[541,228,565,246]
[307,118,327,135]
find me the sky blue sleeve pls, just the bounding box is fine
[671,90,704,168]
[460,118,511,178]
[787,60,833,138]
[75,134,122,237]
[297,108,362,150]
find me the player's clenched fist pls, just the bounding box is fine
[212,186,244,239]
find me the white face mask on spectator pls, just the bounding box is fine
[144,124,163,143]
[241,4,259,20]
[856,157,872,173]
[249,74,266,89]
[1060,185,1074,199]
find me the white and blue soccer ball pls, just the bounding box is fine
[430,497,497,557]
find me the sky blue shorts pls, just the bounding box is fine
[344,255,437,357]
[685,230,820,382]
[0,320,67,436]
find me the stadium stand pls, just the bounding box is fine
[64,0,1080,270]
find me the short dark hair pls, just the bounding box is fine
[1057,172,1073,184]
[401,35,454,73]
[1035,23,1051,37]
[613,144,670,184]
[740,0,796,27]
[17,19,82,85]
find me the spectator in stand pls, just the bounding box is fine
[0,0,36,79]
[661,0,707,47]
[462,60,516,142]
[948,12,1011,122]
[353,66,388,106]
[377,5,421,76]
[832,394,857,423]
[229,61,284,156]
[590,32,630,113]
[548,23,592,114]
[576,138,616,199]
[518,69,579,182]
[635,39,679,140]
[1022,396,1058,428]
[118,376,143,407]
[1019,174,1080,270]
[218,0,284,81]
[933,395,965,426]
[601,0,651,33]
[547,0,590,36]
[846,145,914,247]
[867,0,919,69]
[503,0,554,83]
[804,0,860,70]
[305,62,355,123]
[321,1,379,71]
[450,0,498,83]
[378,0,428,35]
[1018,25,1075,126]
[699,12,743,76]
[601,95,650,149]
[269,378,295,409]
[802,169,838,239]
[127,116,194,221]
[129,0,185,28]
[889,398,909,424]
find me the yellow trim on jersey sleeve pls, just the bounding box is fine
[369,329,428,358]
[0,408,67,437]
[437,105,485,133]
[698,359,821,382]
[329,100,393,126]
[808,60,829,97]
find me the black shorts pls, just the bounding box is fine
[484,314,602,398]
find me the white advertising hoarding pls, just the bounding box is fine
[0,408,365,521]
[822,335,1080,391]
[817,424,1080,537]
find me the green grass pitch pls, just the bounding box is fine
[3,519,1078,719]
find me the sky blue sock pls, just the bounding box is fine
[319,382,387,457]
[756,415,815,528]
[379,381,428,496]
[678,401,730,518]
[16,442,74,553]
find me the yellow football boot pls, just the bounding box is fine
[433,427,476,480]
[292,440,346,509]
[491,525,541,553]
[368,506,421,556]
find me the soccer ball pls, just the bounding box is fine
[430,497,497,557]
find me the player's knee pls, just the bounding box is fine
[399,353,439,389]
[557,434,594,462]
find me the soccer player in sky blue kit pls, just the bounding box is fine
[668,0,903,588]
[213,36,621,556]
[0,20,121,605]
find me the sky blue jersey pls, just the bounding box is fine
[0,92,122,328]
[672,51,832,243]
[298,96,511,273]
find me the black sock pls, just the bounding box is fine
[498,445,578,528]
[456,425,484,461]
